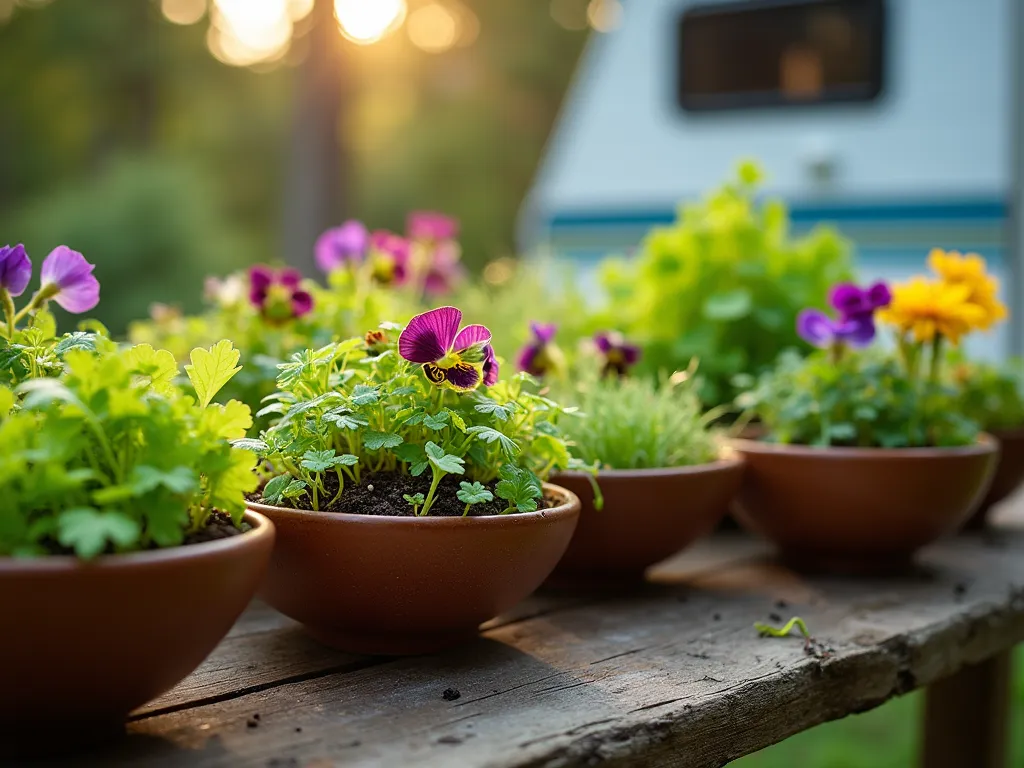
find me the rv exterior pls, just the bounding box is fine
[521,0,1019,359]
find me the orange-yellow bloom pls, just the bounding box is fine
[878,277,987,345]
[927,248,1007,329]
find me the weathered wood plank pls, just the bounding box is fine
[57,524,1024,768]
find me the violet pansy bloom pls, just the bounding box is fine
[594,331,642,377]
[249,266,313,324]
[0,244,32,297]
[482,343,500,387]
[407,211,459,242]
[517,323,559,376]
[829,281,892,320]
[315,220,370,273]
[796,309,876,349]
[398,306,494,392]
[40,246,99,314]
[368,229,410,286]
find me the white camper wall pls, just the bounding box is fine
[525,0,1011,224]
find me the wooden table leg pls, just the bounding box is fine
[921,649,1013,768]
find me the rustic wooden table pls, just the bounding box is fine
[29,507,1024,768]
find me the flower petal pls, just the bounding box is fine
[866,281,892,309]
[621,343,642,366]
[796,309,836,348]
[482,344,499,386]
[443,362,482,392]
[315,221,369,272]
[399,306,462,363]
[278,268,303,289]
[531,322,557,345]
[41,247,99,313]
[517,343,540,374]
[835,315,876,347]
[593,332,613,354]
[0,244,31,297]
[453,323,492,351]
[407,211,459,241]
[291,290,314,317]
[829,283,869,317]
[248,266,274,292]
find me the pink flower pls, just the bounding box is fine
[248,266,313,323]
[407,211,459,242]
[368,230,411,286]
[315,220,369,273]
[40,246,99,314]
[398,306,493,391]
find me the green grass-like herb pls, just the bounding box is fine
[556,370,720,470]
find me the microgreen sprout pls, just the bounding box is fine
[457,481,493,516]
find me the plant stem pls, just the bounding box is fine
[1,289,15,341]
[755,616,811,639]
[928,335,944,386]
[462,502,470,517]
[419,468,445,516]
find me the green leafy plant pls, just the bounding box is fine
[737,350,978,448]
[949,355,1024,431]
[554,364,721,469]
[600,162,852,405]
[249,311,589,516]
[0,340,259,558]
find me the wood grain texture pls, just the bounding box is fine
[20,523,1024,768]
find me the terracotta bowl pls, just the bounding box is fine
[963,426,1024,530]
[731,437,997,574]
[252,483,580,655]
[0,511,274,744]
[550,456,745,579]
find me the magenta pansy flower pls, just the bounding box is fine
[829,281,892,320]
[517,323,559,376]
[594,331,641,377]
[0,244,32,297]
[482,343,500,387]
[40,246,99,314]
[797,309,876,348]
[249,266,313,323]
[315,220,370,273]
[368,229,410,286]
[407,211,459,242]
[398,306,494,392]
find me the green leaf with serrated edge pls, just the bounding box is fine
[301,449,337,473]
[131,465,197,495]
[263,475,290,505]
[336,454,359,466]
[364,431,403,450]
[390,386,417,397]
[403,493,425,505]
[425,441,465,474]
[495,464,542,512]
[351,384,379,406]
[410,461,429,477]
[474,400,512,420]
[392,443,426,463]
[423,411,449,430]
[126,343,178,394]
[283,479,308,499]
[446,409,467,432]
[186,340,242,408]
[231,438,270,456]
[466,426,520,459]
[457,481,493,505]
[57,508,141,559]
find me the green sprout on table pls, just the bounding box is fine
[755,616,833,660]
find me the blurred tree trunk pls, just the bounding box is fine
[282,0,348,272]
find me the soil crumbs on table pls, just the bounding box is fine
[258,470,558,517]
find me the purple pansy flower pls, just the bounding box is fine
[796,309,876,349]
[407,211,459,242]
[398,306,494,392]
[482,343,500,387]
[315,220,370,273]
[517,323,559,376]
[829,281,892,320]
[40,246,99,314]
[0,244,32,297]
[368,229,410,286]
[249,266,313,323]
[594,331,642,377]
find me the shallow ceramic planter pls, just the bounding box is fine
[251,483,580,655]
[963,426,1024,530]
[0,511,274,746]
[551,456,745,579]
[731,437,996,574]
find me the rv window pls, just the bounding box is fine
[678,0,884,111]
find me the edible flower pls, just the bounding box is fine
[594,331,642,377]
[368,230,410,286]
[517,322,564,377]
[399,306,494,391]
[407,211,459,242]
[0,244,31,298]
[315,220,369,273]
[38,246,100,314]
[829,281,892,320]
[248,266,313,324]
[797,310,877,349]
[878,277,986,346]
[927,249,1007,330]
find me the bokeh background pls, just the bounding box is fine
[1,1,1022,765]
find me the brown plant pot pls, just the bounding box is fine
[251,483,580,655]
[550,456,745,579]
[963,426,1024,530]
[0,511,274,747]
[731,437,997,574]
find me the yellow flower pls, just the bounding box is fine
[878,277,987,345]
[927,248,1008,329]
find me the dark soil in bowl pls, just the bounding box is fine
[255,470,557,517]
